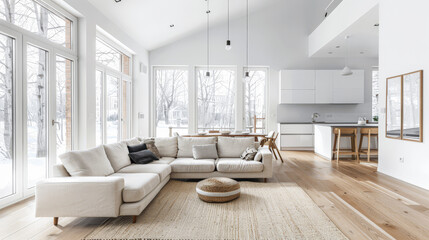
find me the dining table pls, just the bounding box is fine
[181,133,267,142]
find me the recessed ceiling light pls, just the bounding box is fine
[374,23,379,27]
[328,52,333,54]
[336,46,340,48]
[360,51,364,54]
[170,24,175,28]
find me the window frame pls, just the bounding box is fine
[0,0,78,209]
[242,66,270,133]
[95,33,133,144]
[151,65,190,137]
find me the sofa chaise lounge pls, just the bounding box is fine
[35,136,273,224]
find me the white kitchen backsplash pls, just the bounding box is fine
[277,104,372,123]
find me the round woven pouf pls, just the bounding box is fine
[196,177,240,203]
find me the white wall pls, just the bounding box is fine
[149,0,377,133]
[55,0,150,148]
[378,0,429,190]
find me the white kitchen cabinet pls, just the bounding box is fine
[280,90,315,104]
[280,135,314,148]
[280,124,314,134]
[280,70,315,90]
[315,70,334,103]
[279,69,364,104]
[332,70,364,103]
[278,124,314,150]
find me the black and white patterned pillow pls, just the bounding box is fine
[240,147,258,161]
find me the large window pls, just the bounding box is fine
[154,67,188,137]
[0,0,76,208]
[0,0,72,48]
[197,67,235,132]
[96,37,132,144]
[153,66,268,136]
[0,33,14,199]
[244,68,267,133]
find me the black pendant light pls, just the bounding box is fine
[225,0,232,51]
[205,0,211,78]
[244,0,250,81]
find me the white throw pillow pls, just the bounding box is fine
[217,137,255,158]
[103,142,131,171]
[240,147,258,160]
[192,144,218,159]
[254,151,263,162]
[177,137,217,158]
[59,145,114,177]
[154,137,178,157]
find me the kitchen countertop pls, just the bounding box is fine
[313,123,378,127]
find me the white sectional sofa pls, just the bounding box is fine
[35,136,273,225]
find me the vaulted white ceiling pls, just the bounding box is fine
[88,0,277,51]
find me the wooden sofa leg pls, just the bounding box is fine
[132,216,137,223]
[53,217,59,226]
[264,178,267,183]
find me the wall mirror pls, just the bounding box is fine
[386,70,423,142]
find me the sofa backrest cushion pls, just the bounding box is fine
[217,137,255,158]
[177,137,217,158]
[59,145,114,176]
[104,142,131,171]
[192,144,218,159]
[154,137,178,157]
[121,137,141,146]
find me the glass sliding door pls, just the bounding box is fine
[26,44,48,188]
[121,80,131,139]
[55,56,73,158]
[106,74,119,143]
[0,33,15,199]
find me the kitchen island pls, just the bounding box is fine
[314,123,378,160]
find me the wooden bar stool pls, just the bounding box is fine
[332,128,359,164]
[358,128,378,162]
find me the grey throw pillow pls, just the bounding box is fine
[192,144,218,159]
[240,147,258,161]
[143,139,161,159]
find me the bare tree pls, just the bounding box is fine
[156,69,186,125]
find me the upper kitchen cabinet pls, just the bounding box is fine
[280,70,315,89]
[279,69,364,104]
[280,70,315,104]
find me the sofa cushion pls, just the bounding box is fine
[151,157,176,165]
[128,150,159,164]
[121,137,141,146]
[217,137,255,158]
[59,145,114,177]
[103,142,131,172]
[170,158,215,173]
[177,137,216,158]
[111,173,160,203]
[154,137,178,158]
[192,144,218,159]
[117,163,171,181]
[216,158,264,173]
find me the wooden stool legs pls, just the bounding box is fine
[53,217,58,226]
[358,128,379,162]
[332,128,359,164]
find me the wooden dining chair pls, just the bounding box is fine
[260,131,283,163]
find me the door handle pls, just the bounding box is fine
[52,120,60,126]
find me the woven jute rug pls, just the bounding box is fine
[85,180,346,240]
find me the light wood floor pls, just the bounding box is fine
[2,151,429,240]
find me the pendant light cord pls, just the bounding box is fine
[227,0,230,39]
[207,0,210,74]
[246,0,249,70]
